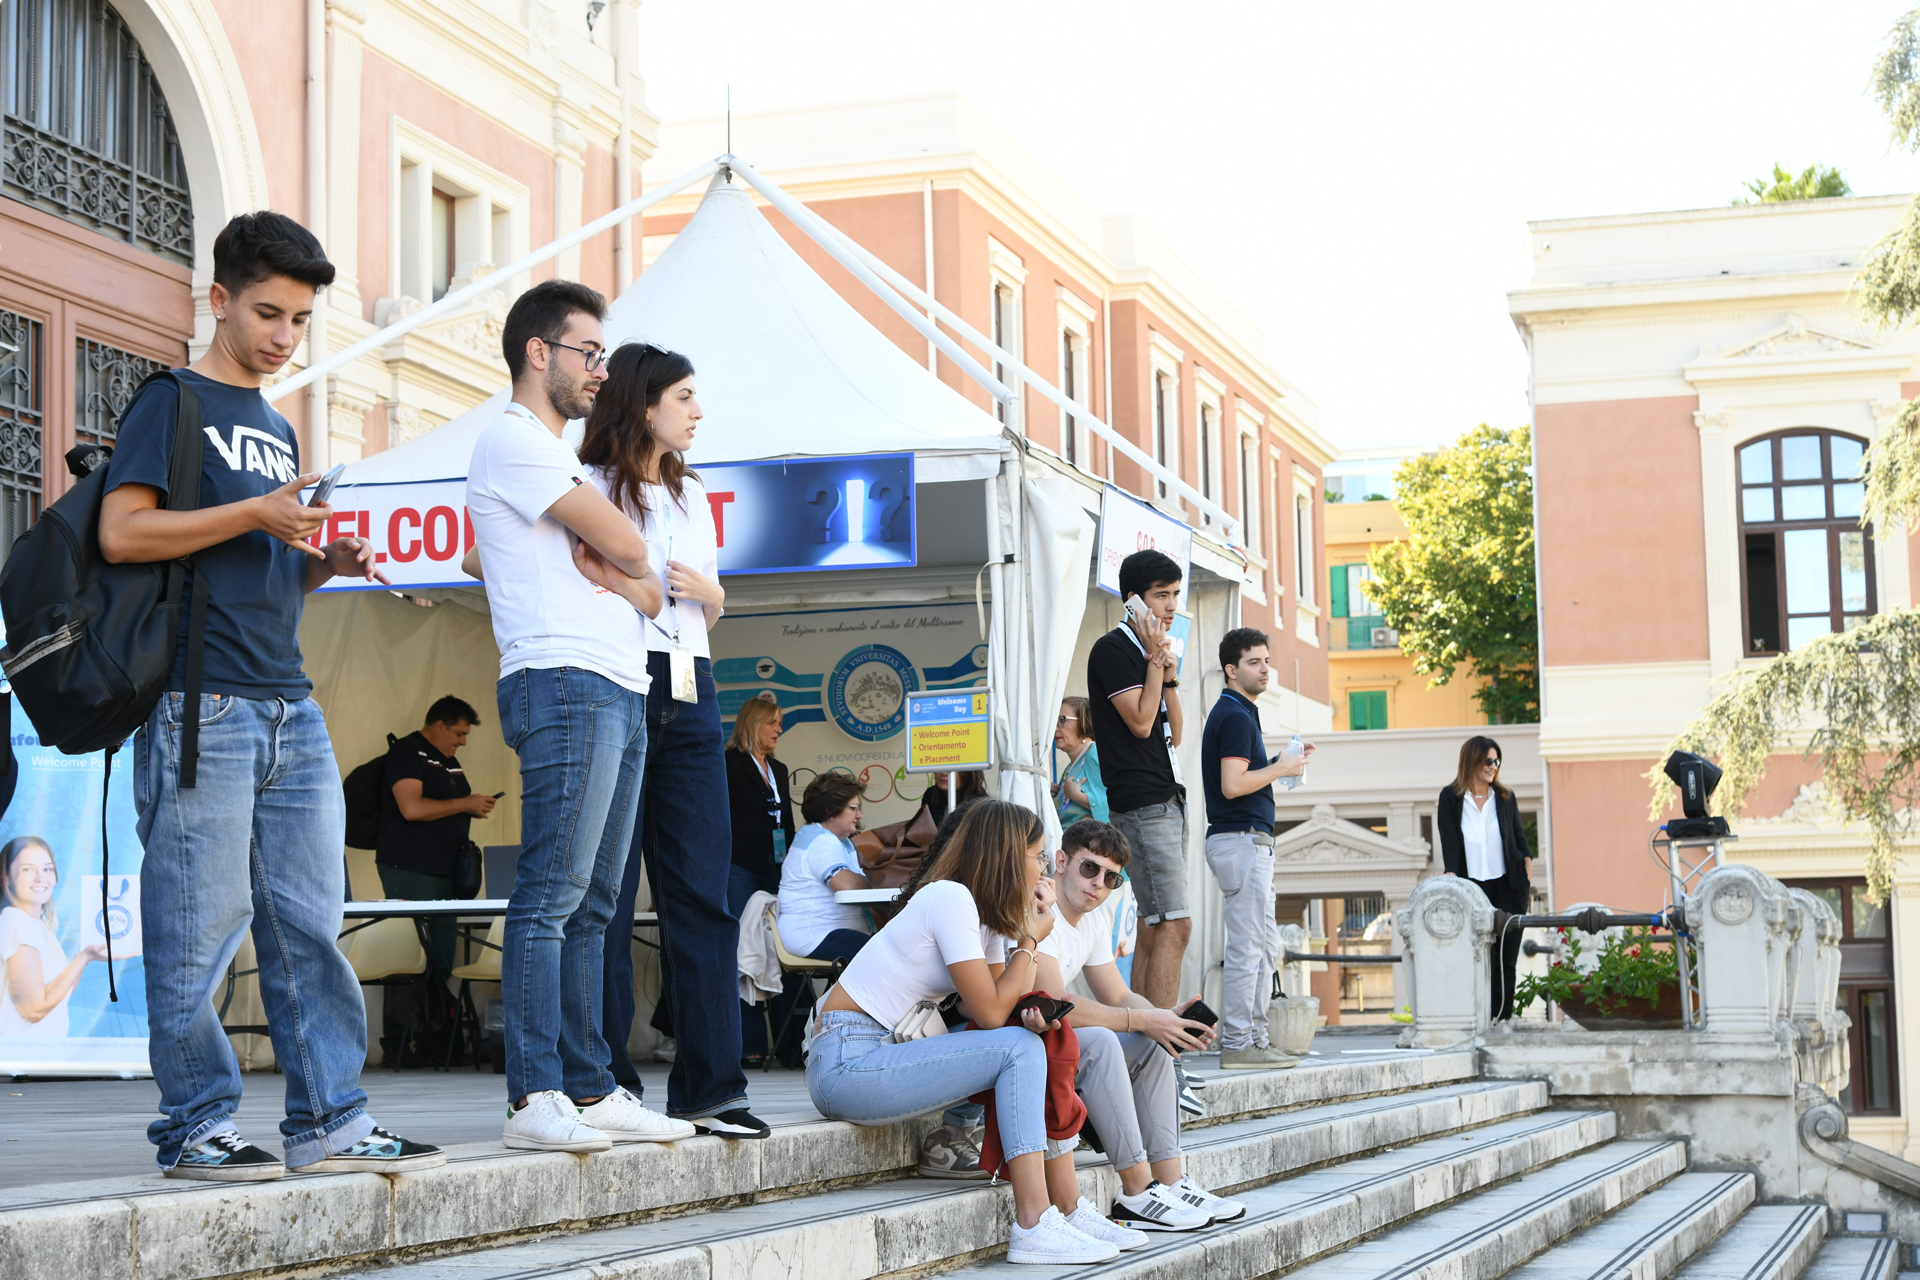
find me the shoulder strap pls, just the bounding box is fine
[155,373,213,789]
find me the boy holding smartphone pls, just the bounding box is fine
[1033,819,1244,1232]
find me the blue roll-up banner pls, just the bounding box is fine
[0,677,150,1076]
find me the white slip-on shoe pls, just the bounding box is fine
[1172,1175,1246,1222]
[503,1090,612,1152]
[1108,1181,1213,1232]
[1068,1198,1150,1251]
[1007,1205,1122,1265]
[577,1087,696,1143]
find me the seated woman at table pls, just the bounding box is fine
[777,774,873,966]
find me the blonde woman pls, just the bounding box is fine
[725,695,796,1064]
[2,837,106,1040]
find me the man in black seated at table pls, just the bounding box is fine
[375,696,497,1063]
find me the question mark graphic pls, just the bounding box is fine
[809,486,841,545]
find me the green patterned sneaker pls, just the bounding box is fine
[165,1131,284,1182]
[301,1126,446,1173]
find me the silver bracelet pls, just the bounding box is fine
[1008,947,1035,966]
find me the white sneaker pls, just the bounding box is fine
[1109,1181,1214,1232]
[1173,1176,1246,1222]
[503,1090,612,1152]
[1068,1198,1150,1251]
[1007,1205,1122,1265]
[577,1087,696,1143]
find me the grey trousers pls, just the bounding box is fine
[1075,1025,1181,1170]
[1204,831,1279,1051]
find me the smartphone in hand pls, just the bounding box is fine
[308,463,346,508]
[1181,999,1220,1028]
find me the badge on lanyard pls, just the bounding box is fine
[770,825,788,864]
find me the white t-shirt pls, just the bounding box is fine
[0,905,69,1040]
[466,405,649,693]
[584,470,721,657]
[1037,907,1116,988]
[1460,793,1506,881]
[837,879,1009,1031]
[777,824,870,956]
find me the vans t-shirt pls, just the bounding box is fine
[466,405,649,693]
[104,370,313,699]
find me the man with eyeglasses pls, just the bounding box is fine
[465,279,688,1152]
[1031,819,1243,1233]
[1201,628,1312,1069]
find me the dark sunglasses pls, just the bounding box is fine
[1071,857,1125,891]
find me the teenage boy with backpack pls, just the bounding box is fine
[462,280,696,1150]
[99,212,443,1180]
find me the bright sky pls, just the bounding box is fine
[640,2,1920,454]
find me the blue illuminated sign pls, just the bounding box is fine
[699,453,915,575]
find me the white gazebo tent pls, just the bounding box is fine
[302,173,1097,864]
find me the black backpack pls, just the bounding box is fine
[344,734,398,850]
[0,370,212,775]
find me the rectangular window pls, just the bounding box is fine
[1348,690,1388,731]
[1199,403,1214,524]
[1742,533,1781,654]
[1783,876,1898,1115]
[1294,492,1312,605]
[0,310,43,566]
[431,189,454,301]
[1239,435,1260,554]
[1060,329,1077,466]
[1152,374,1173,499]
[991,283,1018,426]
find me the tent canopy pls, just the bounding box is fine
[343,179,1005,486]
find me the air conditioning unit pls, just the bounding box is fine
[1371,627,1398,649]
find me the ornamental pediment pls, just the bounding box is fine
[1272,804,1431,868]
[1685,314,1911,385]
[1711,314,1876,361]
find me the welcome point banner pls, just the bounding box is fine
[313,452,917,592]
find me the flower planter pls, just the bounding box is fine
[1269,996,1320,1055]
[1557,985,1683,1031]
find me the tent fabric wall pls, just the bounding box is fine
[1021,465,1096,850]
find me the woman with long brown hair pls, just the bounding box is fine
[1436,735,1533,1020]
[810,801,1132,1265]
[581,343,769,1140]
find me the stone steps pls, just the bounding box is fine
[1804,1235,1900,1279]
[329,1089,1608,1280]
[1669,1204,1826,1278]
[1500,1170,1756,1280]
[0,1050,1481,1280]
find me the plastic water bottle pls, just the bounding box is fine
[1278,734,1305,790]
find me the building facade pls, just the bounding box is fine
[1511,194,1920,1150]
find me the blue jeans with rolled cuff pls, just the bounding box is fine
[498,666,647,1105]
[134,693,374,1170]
[602,652,748,1119]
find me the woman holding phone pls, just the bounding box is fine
[809,800,1140,1265]
[581,344,769,1140]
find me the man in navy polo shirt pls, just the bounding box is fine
[1199,628,1313,1068]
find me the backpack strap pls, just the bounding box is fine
[156,375,211,788]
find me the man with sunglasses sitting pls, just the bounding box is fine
[1033,820,1244,1232]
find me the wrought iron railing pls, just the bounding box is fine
[75,335,162,448]
[0,310,43,566]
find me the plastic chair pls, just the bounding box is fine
[447,915,504,1071]
[764,902,849,1071]
[341,916,429,1070]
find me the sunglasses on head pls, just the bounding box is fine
[1070,857,1125,891]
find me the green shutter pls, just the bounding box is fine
[1329,564,1349,618]
[1348,690,1388,731]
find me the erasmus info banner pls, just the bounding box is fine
[313,452,916,593]
[0,686,150,1076]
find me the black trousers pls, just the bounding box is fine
[1473,876,1529,1022]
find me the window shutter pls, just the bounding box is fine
[1329,564,1349,618]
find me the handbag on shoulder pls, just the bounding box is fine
[450,840,484,900]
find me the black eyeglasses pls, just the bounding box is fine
[544,339,609,371]
[1071,857,1125,890]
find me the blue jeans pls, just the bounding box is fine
[498,667,647,1104]
[133,693,372,1170]
[603,653,746,1118]
[808,1011,1047,1161]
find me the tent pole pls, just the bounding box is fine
[265,158,724,404]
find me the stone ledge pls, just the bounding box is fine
[1480,1028,1798,1098]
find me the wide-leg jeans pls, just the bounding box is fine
[498,666,647,1104]
[134,693,373,1170]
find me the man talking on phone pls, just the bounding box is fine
[1032,820,1243,1233]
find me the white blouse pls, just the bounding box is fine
[1460,792,1505,882]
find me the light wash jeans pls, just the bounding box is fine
[1204,831,1280,1051]
[134,693,373,1170]
[498,666,647,1104]
[807,1010,1048,1161]
[1075,1025,1181,1170]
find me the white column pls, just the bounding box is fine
[1395,876,1496,1048]
[552,112,587,283]
[1694,410,1742,678]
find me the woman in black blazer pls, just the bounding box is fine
[1435,735,1533,1021]
[724,695,796,1064]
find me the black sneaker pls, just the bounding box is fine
[693,1108,771,1139]
[300,1126,447,1173]
[165,1131,285,1182]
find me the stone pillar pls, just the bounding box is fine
[327,389,373,464]
[324,0,366,309]
[1384,891,1411,1017]
[1690,864,1793,1039]
[1395,876,1496,1049]
[1785,887,1848,1095]
[552,111,587,282]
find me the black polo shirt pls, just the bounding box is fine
[1086,624,1181,812]
[1201,688,1274,834]
[376,731,473,877]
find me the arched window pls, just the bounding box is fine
[3,0,193,264]
[1737,430,1875,654]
